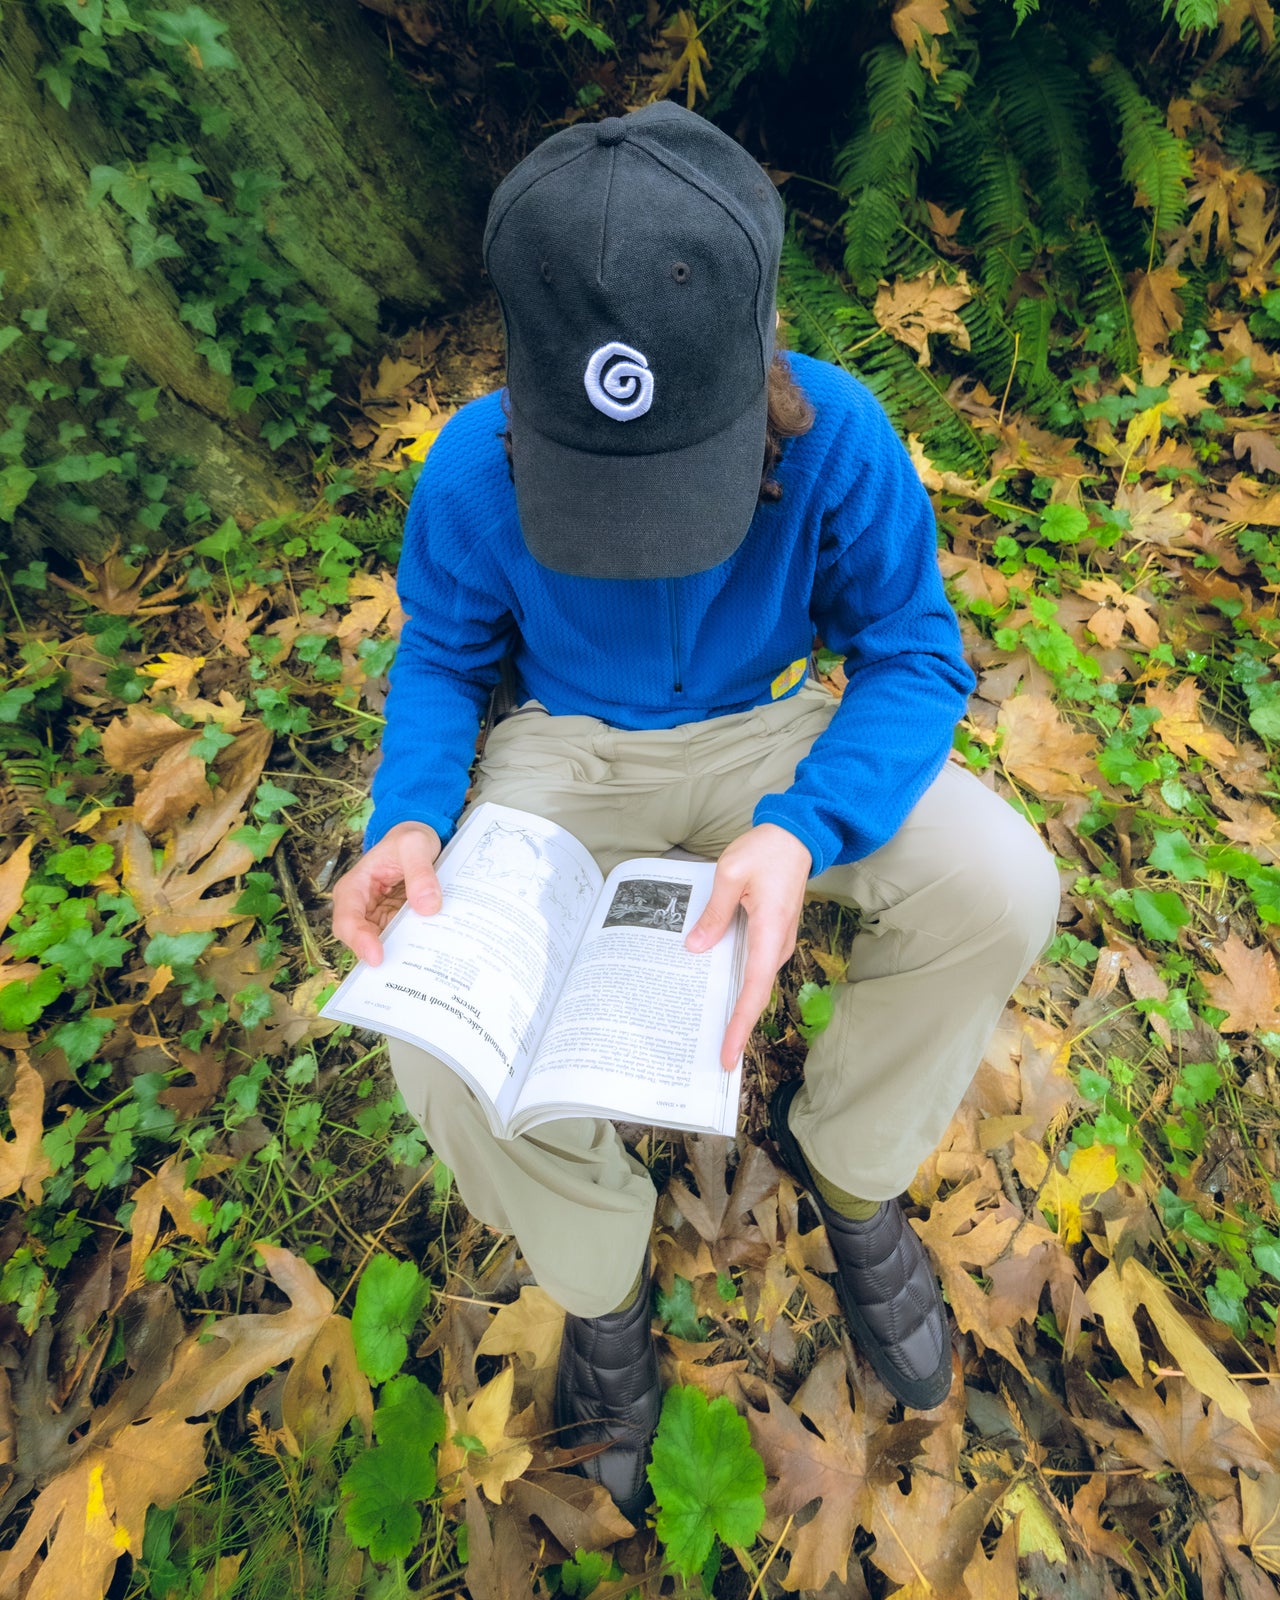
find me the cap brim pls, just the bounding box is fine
[510,382,768,580]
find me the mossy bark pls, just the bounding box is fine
[0,1,484,559]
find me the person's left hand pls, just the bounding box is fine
[684,823,813,1071]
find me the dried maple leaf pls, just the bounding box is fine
[1202,474,1280,527]
[0,1245,329,1600]
[998,693,1100,797]
[1113,479,1196,550]
[1076,576,1160,651]
[1233,428,1280,476]
[665,1135,778,1273]
[1129,264,1185,353]
[280,1315,373,1451]
[873,269,972,368]
[1240,1472,1280,1578]
[891,0,950,53]
[1201,933,1280,1034]
[462,1482,537,1600]
[1211,791,1280,864]
[46,543,188,618]
[747,1352,885,1591]
[475,1285,564,1373]
[0,1052,53,1203]
[1086,1378,1271,1503]
[938,547,1009,608]
[438,1367,534,1506]
[504,1469,636,1551]
[1145,679,1237,767]
[0,1412,209,1600]
[1038,1142,1118,1246]
[196,586,270,657]
[0,836,34,930]
[126,1151,234,1292]
[909,1178,1037,1377]
[1185,1484,1279,1600]
[140,651,205,702]
[650,9,709,108]
[866,1371,1004,1596]
[1087,1255,1257,1436]
[146,1243,333,1421]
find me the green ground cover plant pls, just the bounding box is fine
[2,0,1280,1596]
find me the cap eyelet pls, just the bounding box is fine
[671,261,691,284]
[540,259,553,282]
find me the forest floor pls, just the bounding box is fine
[3,57,1280,1600]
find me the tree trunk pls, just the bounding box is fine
[0,0,485,559]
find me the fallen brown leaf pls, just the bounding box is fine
[1200,933,1280,1034]
[0,1052,53,1204]
[1145,678,1237,766]
[998,693,1100,797]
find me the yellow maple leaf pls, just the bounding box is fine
[141,651,206,702]
[651,10,710,109]
[1039,1143,1117,1246]
[891,0,951,54]
[438,1367,533,1505]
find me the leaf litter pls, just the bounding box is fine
[2,146,1280,1600]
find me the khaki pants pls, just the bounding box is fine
[387,680,1060,1316]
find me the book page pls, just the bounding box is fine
[321,803,602,1123]
[509,859,747,1138]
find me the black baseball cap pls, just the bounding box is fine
[482,102,785,580]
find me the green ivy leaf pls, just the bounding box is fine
[796,980,834,1041]
[0,968,65,1031]
[352,1255,431,1382]
[45,1016,115,1073]
[1131,888,1190,943]
[1147,830,1206,882]
[144,929,214,970]
[147,6,237,70]
[647,1387,765,1575]
[655,1275,710,1341]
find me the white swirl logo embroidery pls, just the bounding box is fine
[583,341,654,421]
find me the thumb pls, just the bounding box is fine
[399,829,442,915]
[686,872,741,952]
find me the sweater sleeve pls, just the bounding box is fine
[751,387,975,876]
[365,462,516,852]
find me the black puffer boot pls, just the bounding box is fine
[553,1258,662,1526]
[769,1077,952,1410]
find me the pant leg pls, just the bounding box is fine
[791,760,1060,1197]
[388,1038,656,1317]
[679,682,1061,1198]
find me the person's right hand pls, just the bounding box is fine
[331,820,443,966]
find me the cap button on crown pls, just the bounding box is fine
[595,117,626,146]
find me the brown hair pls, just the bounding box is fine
[496,331,815,505]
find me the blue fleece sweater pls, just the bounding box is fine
[366,351,975,876]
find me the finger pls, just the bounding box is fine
[332,865,388,966]
[400,829,442,915]
[685,867,744,952]
[720,920,790,1070]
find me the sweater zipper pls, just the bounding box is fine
[666,577,683,694]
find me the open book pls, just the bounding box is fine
[322,802,748,1139]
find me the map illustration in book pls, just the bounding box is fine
[321,802,748,1139]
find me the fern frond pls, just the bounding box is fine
[779,233,991,477]
[834,44,934,287]
[982,18,1092,234]
[1063,222,1140,371]
[1091,56,1192,228]
[833,44,932,194]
